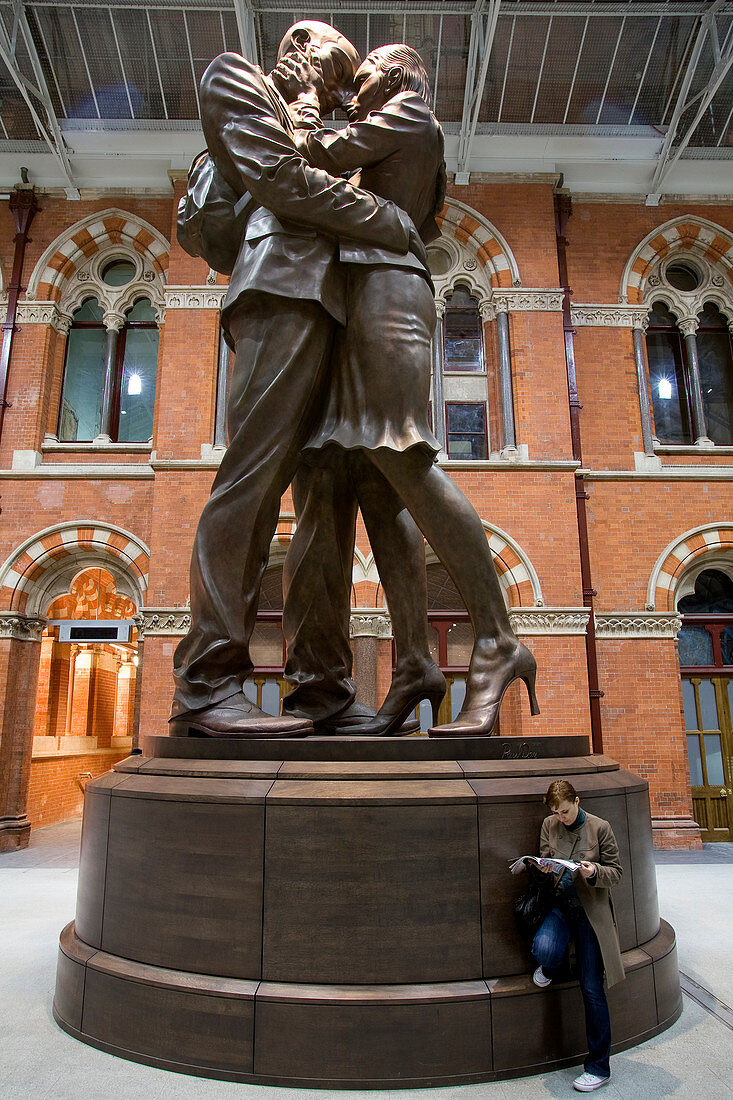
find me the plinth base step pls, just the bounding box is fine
[55,921,681,1089]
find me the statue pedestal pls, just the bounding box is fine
[54,735,681,1087]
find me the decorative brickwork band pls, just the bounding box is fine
[647,523,733,611]
[15,301,71,333]
[594,613,682,639]
[0,613,46,641]
[0,521,150,615]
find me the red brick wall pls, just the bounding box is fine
[26,750,127,829]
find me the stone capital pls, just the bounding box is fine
[0,613,46,642]
[594,612,682,639]
[134,609,191,637]
[349,610,393,639]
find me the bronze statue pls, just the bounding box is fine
[172,22,429,737]
[173,24,538,738]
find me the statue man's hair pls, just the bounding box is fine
[368,44,432,107]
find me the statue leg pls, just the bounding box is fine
[281,456,359,724]
[369,446,539,735]
[346,456,445,735]
[171,295,334,732]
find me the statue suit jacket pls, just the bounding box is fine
[199,52,413,333]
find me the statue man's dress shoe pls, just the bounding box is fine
[169,691,312,738]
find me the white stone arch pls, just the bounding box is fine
[424,521,543,609]
[620,215,733,326]
[430,197,522,315]
[647,523,733,611]
[0,520,149,616]
[26,208,169,327]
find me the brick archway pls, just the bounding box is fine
[425,522,541,609]
[620,216,733,306]
[435,197,520,290]
[648,524,733,611]
[0,521,149,615]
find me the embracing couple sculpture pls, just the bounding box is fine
[172,20,538,739]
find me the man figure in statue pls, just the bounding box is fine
[278,45,538,736]
[171,22,430,737]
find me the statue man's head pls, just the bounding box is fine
[346,44,432,121]
[273,21,360,113]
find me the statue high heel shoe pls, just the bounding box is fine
[344,665,447,737]
[429,642,538,737]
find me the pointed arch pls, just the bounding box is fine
[27,208,170,306]
[648,524,733,611]
[620,216,733,307]
[425,521,542,608]
[0,521,149,615]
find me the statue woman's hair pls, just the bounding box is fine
[368,44,433,107]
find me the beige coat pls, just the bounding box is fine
[540,811,626,988]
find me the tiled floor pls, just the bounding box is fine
[1,819,732,1099]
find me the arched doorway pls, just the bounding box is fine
[678,568,733,841]
[33,567,138,752]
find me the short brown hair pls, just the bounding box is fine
[545,780,578,808]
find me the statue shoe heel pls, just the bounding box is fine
[343,671,447,737]
[522,665,540,716]
[429,648,539,736]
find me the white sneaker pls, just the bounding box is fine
[573,1072,610,1092]
[532,966,552,987]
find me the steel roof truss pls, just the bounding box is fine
[456,0,502,182]
[649,0,733,200]
[233,0,258,63]
[0,0,78,196]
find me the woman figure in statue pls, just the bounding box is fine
[531,780,625,1092]
[281,43,538,735]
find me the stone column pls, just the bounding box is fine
[632,319,656,456]
[114,658,137,740]
[0,614,45,851]
[349,610,393,711]
[431,301,447,453]
[96,312,124,443]
[69,648,95,738]
[679,316,711,445]
[494,307,517,453]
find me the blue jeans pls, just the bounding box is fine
[532,905,611,1079]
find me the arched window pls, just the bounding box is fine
[58,295,159,443]
[433,284,490,460]
[677,567,733,842]
[697,304,733,446]
[646,301,692,445]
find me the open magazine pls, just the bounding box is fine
[509,855,581,876]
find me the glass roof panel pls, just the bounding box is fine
[34,4,97,118]
[497,15,553,124]
[628,16,696,126]
[185,9,227,88]
[147,7,198,119]
[434,14,471,124]
[529,15,588,125]
[563,15,625,125]
[74,7,129,119]
[110,8,166,120]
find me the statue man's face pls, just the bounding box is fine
[274,21,359,113]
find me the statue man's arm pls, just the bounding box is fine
[292,98,424,177]
[200,53,412,253]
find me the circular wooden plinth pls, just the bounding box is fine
[54,748,682,1088]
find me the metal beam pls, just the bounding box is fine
[648,0,733,201]
[233,0,258,64]
[0,1,79,197]
[456,0,502,183]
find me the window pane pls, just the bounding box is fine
[427,624,440,665]
[261,678,281,716]
[698,679,719,730]
[647,330,692,444]
[59,327,107,441]
[681,679,698,730]
[722,628,733,666]
[118,327,158,442]
[250,622,283,668]
[698,330,733,446]
[446,403,487,459]
[446,622,473,666]
[444,305,484,372]
[677,626,713,667]
[703,734,725,786]
[686,734,704,786]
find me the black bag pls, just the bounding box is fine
[176,151,253,275]
[513,865,556,939]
